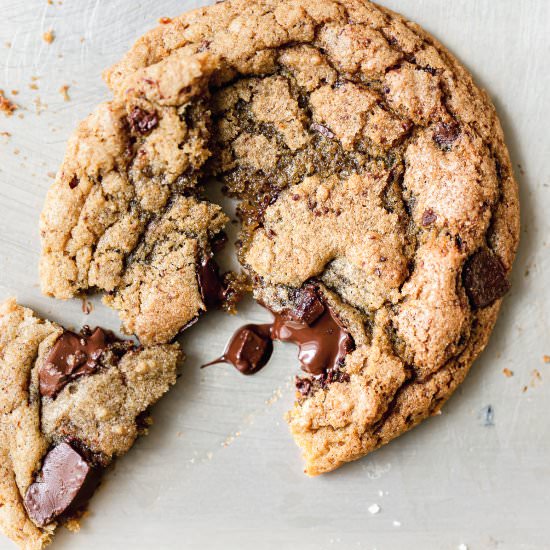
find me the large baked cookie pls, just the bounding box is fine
[40,0,519,475]
[0,299,181,549]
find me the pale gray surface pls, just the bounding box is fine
[0,1,548,549]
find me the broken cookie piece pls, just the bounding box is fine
[0,298,181,549]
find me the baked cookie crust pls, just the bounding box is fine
[39,0,519,476]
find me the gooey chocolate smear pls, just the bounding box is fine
[24,442,100,527]
[203,286,354,378]
[39,327,117,398]
[202,324,274,375]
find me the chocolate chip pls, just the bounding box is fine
[210,231,228,253]
[39,327,118,398]
[420,65,437,76]
[433,121,461,149]
[68,175,78,189]
[462,248,510,308]
[197,257,225,308]
[128,107,158,135]
[421,208,437,226]
[310,122,335,139]
[24,442,100,527]
[295,376,312,397]
[321,368,350,386]
[287,286,325,325]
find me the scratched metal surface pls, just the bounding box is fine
[0,1,549,549]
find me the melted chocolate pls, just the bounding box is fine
[202,324,273,375]
[39,327,117,398]
[203,287,354,378]
[197,257,225,308]
[24,442,100,527]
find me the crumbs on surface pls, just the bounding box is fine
[59,84,70,101]
[43,30,55,43]
[502,367,514,378]
[159,17,172,24]
[368,503,381,515]
[0,90,18,116]
[81,296,93,314]
[543,355,550,364]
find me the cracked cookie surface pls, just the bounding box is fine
[40,0,519,475]
[0,298,181,549]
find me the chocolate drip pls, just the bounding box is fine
[39,327,119,398]
[203,286,354,379]
[202,324,273,375]
[24,442,100,527]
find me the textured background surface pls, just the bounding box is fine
[0,1,549,549]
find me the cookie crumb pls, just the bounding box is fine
[543,355,550,364]
[392,520,401,527]
[502,368,513,378]
[368,503,381,515]
[59,84,70,101]
[457,544,468,550]
[43,30,55,43]
[530,369,542,387]
[0,90,18,116]
[29,83,39,90]
[81,296,93,315]
[159,17,172,24]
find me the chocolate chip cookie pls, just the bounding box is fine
[0,298,181,549]
[39,0,519,476]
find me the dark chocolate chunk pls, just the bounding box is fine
[202,324,273,375]
[39,327,118,398]
[197,257,225,308]
[433,121,461,149]
[462,248,510,308]
[128,106,158,134]
[68,175,78,189]
[421,208,437,226]
[287,286,325,325]
[210,231,228,252]
[24,442,100,527]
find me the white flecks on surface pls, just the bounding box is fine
[368,503,381,515]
